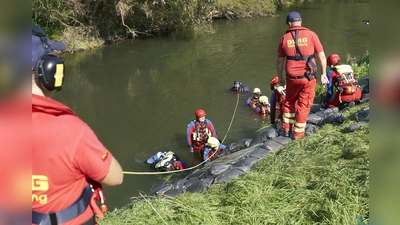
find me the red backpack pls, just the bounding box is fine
[334,65,359,94]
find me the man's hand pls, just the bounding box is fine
[320,74,329,85]
[188,146,194,152]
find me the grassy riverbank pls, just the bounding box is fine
[99,102,369,224]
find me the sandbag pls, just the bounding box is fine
[261,139,284,151]
[148,184,172,196]
[214,168,245,184]
[186,180,208,193]
[307,113,323,125]
[360,93,369,102]
[346,121,368,133]
[207,163,231,176]
[226,139,253,153]
[232,157,260,172]
[318,113,344,126]
[172,179,187,189]
[260,128,279,140]
[247,147,270,159]
[164,188,184,197]
[201,177,215,188]
[353,107,369,121]
[305,123,319,136]
[185,177,200,187]
[271,136,292,145]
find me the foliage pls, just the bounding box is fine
[32,0,281,52]
[212,0,277,19]
[347,51,370,79]
[99,102,369,224]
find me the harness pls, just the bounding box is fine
[286,30,317,80]
[32,185,94,225]
[192,120,211,145]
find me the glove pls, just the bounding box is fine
[275,86,284,93]
[188,146,194,152]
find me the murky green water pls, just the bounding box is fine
[56,0,369,209]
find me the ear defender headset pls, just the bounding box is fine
[32,27,65,91]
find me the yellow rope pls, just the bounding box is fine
[122,93,240,175]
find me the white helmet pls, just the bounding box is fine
[207,137,220,148]
[253,88,261,94]
[259,96,269,104]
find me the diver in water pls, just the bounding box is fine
[229,80,251,94]
[146,151,186,171]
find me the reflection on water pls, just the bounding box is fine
[55,0,368,209]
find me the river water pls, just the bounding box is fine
[56,0,369,209]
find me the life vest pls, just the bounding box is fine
[334,65,359,95]
[192,120,211,145]
[249,97,260,108]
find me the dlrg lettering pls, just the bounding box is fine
[287,38,308,47]
[32,175,48,204]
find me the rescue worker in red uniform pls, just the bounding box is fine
[246,88,262,109]
[253,95,271,116]
[321,54,363,109]
[276,12,329,139]
[31,24,124,225]
[186,109,218,158]
[202,137,226,163]
[269,76,286,125]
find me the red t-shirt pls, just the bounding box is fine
[32,94,112,225]
[277,26,324,76]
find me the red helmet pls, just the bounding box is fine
[327,54,341,66]
[270,76,279,90]
[195,109,206,118]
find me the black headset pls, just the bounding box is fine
[32,26,65,91]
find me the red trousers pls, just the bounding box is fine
[282,77,316,139]
[328,87,362,108]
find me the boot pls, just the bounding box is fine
[282,130,289,137]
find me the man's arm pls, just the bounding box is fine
[277,57,285,86]
[317,51,328,85]
[98,156,123,186]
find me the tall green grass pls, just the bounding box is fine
[99,102,369,224]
